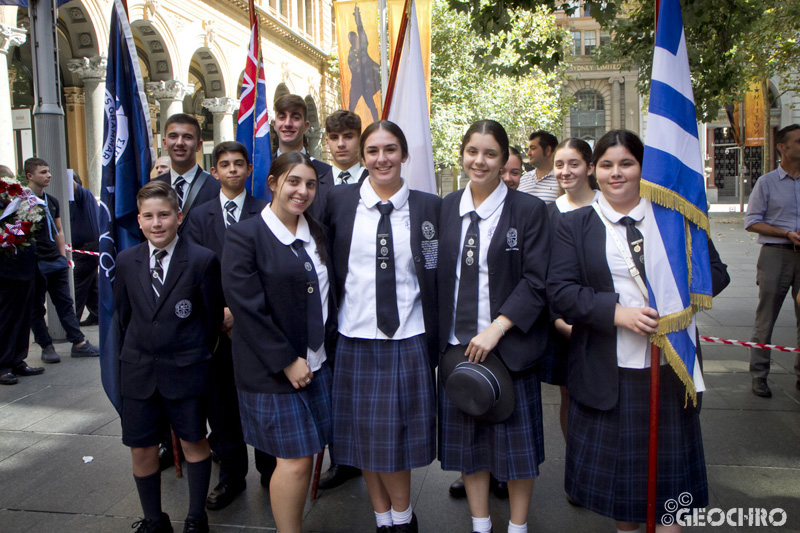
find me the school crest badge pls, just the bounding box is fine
[506,228,518,249]
[175,299,192,319]
[422,221,435,240]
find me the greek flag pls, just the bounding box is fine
[641,0,712,406]
[98,0,154,413]
[236,1,272,201]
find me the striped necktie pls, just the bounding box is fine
[151,249,168,300]
[224,200,237,227]
[174,177,187,206]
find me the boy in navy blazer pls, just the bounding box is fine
[115,181,223,533]
[183,141,272,510]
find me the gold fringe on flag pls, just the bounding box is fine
[640,180,709,232]
[650,332,698,408]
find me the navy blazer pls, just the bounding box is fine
[438,187,551,372]
[154,167,221,232]
[222,213,338,394]
[325,182,441,366]
[183,193,267,261]
[114,238,223,400]
[547,206,730,411]
[306,159,334,222]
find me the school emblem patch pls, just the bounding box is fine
[175,299,192,319]
[506,228,518,248]
[422,221,435,240]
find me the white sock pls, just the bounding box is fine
[391,505,413,525]
[508,521,527,533]
[472,516,492,533]
[375,510,392,528]
[617,528,642,533]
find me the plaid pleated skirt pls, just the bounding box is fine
[332,334,436,472]
[238,362,333,459]
[438,367,545,482]
[565,367,708,524]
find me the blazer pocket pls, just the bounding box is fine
[173,350,212,368]
[119,347,141,364]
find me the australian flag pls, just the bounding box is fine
[640,0,712,407]
[98,0,154,413]
[236,0,272,201]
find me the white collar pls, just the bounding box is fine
[170,164,199,184]
[597,194,646,223]
[220,190,246,211]
[360,177,410,210]
[147,235,179,257]
[334,162,362,179]
[459,179,508,218]
[261,205,311,246]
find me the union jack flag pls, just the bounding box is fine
[236,0,272,201]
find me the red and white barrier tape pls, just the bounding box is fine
[65,244,100,257]
[700,335,800,353]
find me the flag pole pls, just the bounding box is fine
[646,3,662,530]
[381,0,411,119]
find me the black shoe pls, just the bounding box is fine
[752,377,772,398]
[40,344,61,364]
[489,475,508,499]
[318,463,362,490]
[71,340,100,357]
[376,527,392,532]
[182,515,209,533]
[449,476,466,498]
[393,513,418,533]
[13,364,45,376]
[205,481,246,510]
[131,512,173,533]
[80,314,99,327]
[0,372,18,385]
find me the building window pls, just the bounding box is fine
[567,0,581,17]
[600,31,611,47]
[571,89,606,147]
[572,31,582,56]
[584,30,596,55]
[582,2,592,17]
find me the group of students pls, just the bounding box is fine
[115,99,729,533]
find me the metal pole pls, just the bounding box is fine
[29,0,74,340]
[379,0,388,105]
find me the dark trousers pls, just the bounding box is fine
[0,277,34,373]
[31,258,84,347]
[72,242,98,320]
[207,335,249,485]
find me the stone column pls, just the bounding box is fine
[67,56,107,195]
[609,76,624,130]
[623,74,639,134]
[63,87,88,183]
[0,24,26,169]
[146,80,195,135]
[202,97,237,144]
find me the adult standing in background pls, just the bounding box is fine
[69,171,100,326]
[518,131,559,203]
[745,124,800,397]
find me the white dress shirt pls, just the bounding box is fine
[333,163,363,186]
[219,190,246,224]
[148,235,179,283]
[261,206,329,371]
[338,178,425,340]
[170,165,199,208]
[448,180,508,344]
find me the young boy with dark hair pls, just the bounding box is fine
[272,94,333,219]
[183,141,273,510]
[25,157,99,363]
[115,180,223,533]
[325,109,367,185]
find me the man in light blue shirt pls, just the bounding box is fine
[744,124,800,397]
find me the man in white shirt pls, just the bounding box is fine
[518,130,559,203]
[325,110,367,185]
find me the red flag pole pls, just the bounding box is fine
[646,5,661,531]
[381,0,411,119]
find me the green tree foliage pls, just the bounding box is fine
[431,0,570,166]
[449,0,800,123]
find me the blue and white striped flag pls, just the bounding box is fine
[97,0,154,413]
[641,0,712,406]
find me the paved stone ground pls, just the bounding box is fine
[0,213,798,532]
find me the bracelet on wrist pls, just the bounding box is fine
[493,319,506,336]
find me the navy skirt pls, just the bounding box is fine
[238,362,333,459]
[332,334,436,472]
[439,366,545,482]
[565,367,708,523]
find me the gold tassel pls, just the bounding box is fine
[656,306,695,335]
[650,334,699,408]
[640,180,709,232]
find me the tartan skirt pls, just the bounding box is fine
[238,362,333,459]
[438,367,545,482]
[565,367,708,523]
[331,335,436,472]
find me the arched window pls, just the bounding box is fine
[570,89,605,147]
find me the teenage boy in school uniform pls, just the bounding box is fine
[325,109,368,186]
[115,181,223,533]
[272,94,333,220]
[184,141,271,509]
[153,113,220,232]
